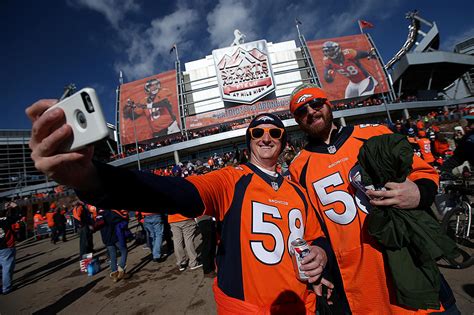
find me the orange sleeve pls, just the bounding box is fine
[366,125,439,185]
[408,154,439,186]
[185,167,239,221]
[168,213,193,223]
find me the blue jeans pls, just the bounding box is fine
[0,247,16,293]
[107,242,128,272]
[144,214,165,259]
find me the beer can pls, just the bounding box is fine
[290,238,310,281]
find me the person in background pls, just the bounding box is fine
[135,211,151,250]
[54,207,67,242]
[416,132,435,165]
[440,113,474,176]
[0,206,16,295]
[433,133,451,158]
[143,211,166,263]
[99,209,129,282]
[73,202,94,258]
[168,212,202,272]
[33,210,44,238]
[45,205,57,244]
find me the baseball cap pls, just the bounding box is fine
[289,83,331,115]
[246,113,287,153]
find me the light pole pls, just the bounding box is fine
[127,99,142,170]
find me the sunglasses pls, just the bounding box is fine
[293,98,327,117]
[249,127,285,140]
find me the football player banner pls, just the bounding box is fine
[185,97,289,130]
[307,34,390,101]
[119,70,181,145]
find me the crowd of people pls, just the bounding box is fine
[109,94,470,164]
[332,95,384,111]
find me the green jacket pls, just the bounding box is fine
[358,133,458,310]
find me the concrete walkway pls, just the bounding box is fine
[1,227,473,314]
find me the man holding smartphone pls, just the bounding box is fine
[27,100,333,313]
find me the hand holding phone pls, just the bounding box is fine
[46,88,108,152]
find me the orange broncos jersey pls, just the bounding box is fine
[290,124,439,314]
[417,138,435,164]
[186,163,323,311]
[324,49,370,83]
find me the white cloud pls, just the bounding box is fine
[443,26,474,51]
[314,0,402,39]
[117,8,199,80]
[71,0,199,80]
[207,0,256,48]
[72,0,140,29]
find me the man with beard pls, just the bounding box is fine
[288,83,457,314]
[26,97,333,314]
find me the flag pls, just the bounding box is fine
[169,44,176,54]
[358,20,374,29]
[295,18,302,25]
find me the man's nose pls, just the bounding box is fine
[306,105,318,115]
[261,131,272,142]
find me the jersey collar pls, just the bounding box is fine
[245,163,284,191]
[305,125,354,154]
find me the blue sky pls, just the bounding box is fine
[2,0,474,130]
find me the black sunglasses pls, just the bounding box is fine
[249,127,284,140]
[293,98,327,117]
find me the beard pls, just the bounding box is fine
[297,105,334,141]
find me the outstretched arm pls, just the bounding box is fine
[26,99,204,217]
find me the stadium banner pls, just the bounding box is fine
[307,34,390,101]
[213,40,276,104]
[185,97,289,130]
[119,70,180,145]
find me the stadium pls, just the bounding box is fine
[1,8,474,313]
[1,10,473,242]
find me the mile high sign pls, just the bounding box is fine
[213,40,276,104]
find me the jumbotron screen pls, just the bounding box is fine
[307,34,390,101]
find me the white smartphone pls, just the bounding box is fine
[47,88,109,152]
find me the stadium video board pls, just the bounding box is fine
[307,34,390,101]
[119,70,180,145]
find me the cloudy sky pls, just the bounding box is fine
[2,0,474,129]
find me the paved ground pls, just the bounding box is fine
[1,226,216,315]
[1,225,473,314]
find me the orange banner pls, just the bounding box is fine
[185,97,290,130]
[119,70,180,145]
[307,34,389,101]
